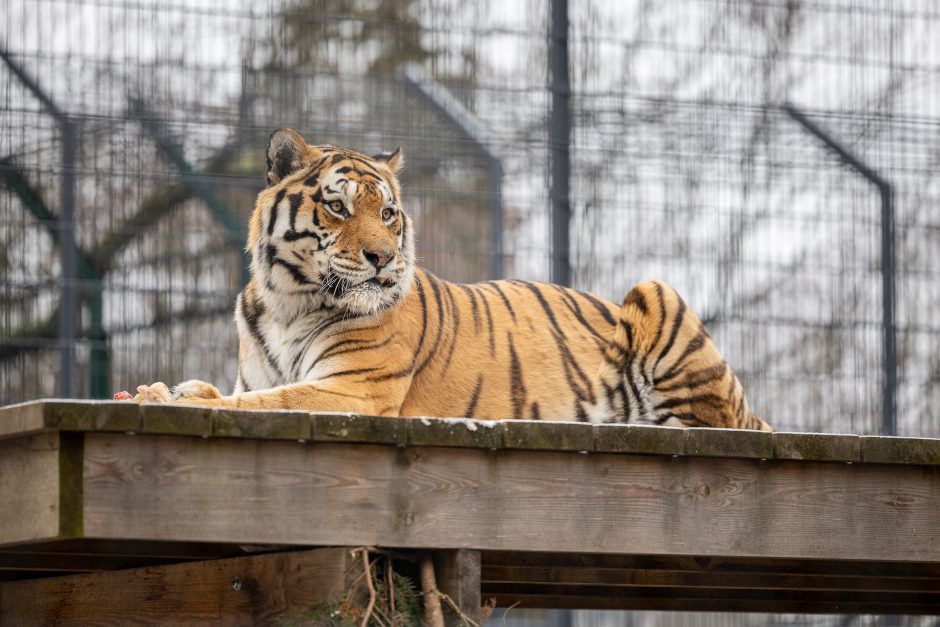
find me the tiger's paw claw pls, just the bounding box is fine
[171,380,223,401]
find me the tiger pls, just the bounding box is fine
[133,128,771,431]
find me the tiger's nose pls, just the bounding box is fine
[363,249,395,269]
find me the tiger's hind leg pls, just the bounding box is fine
[598,280,771,431]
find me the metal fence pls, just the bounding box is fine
[1,1,939,622]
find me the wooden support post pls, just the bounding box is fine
[0,433,63,547]
[435,549,482,626]
[0,547,358,625]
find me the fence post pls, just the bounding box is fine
[785,105,897,436]
[58,118,78,398]
[549,0,571,287]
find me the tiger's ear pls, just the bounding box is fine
[373,147,403,174]
[266,128,311,186]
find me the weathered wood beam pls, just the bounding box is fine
[0,547,233,575]
[1,538,258,560]
[73,432,940,563]
[0,432,71,546]
[491,592,940,615]
[0,548,356,625]
[4,401,940,467]
[483,565,940,594]
[480,551,940,593]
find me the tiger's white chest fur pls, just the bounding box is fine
[234,288,374,394]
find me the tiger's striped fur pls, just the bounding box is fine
[139,129,770,431]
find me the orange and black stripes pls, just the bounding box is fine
[507,331,526,418]
[600,280,772,431]
[387,272,619,421]
[170,132,771,430]
[231,265,769,429]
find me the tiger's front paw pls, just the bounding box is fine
[134,382,173,403]
[171,380,223,402]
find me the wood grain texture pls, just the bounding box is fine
[0,539,259,580]
[0,401,139,439]
[0,547,355,626]
[79,432,940,562]
[0,433,61,546]
[0,402,45,440]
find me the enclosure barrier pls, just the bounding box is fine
[0,401,939,623]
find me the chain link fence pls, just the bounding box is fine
[2,2,939,621]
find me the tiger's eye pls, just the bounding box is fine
[382,207,394,221]
[329,200,345,215]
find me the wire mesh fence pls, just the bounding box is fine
[1,1,939,621]
[5,0,938,438]
[0,0,940,435]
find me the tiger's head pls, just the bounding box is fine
[248,128,415,317]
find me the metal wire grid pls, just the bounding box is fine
[1,1,939,441]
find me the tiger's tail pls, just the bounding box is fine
[599,280,772,431]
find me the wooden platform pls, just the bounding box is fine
[1,400,939,621]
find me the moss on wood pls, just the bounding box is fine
[501,420,594,451]
[57,432,84,538]
[213,409,310,440]
[4,402,940,467]
[773,432,859,462]
[311,413,409,446]
[406,417,503,449]
[0,401,47,438]
[861,436,940,466]
[139,403,212,437]
[684,427,773,459]
[594,423,685,455]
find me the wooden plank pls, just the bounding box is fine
[482,565,940,593]
[0,539,281,580]
[4,401,940,466]
[79,433,940,562]
[482,550,940,579]
[862,435,940,465]
[484,583,940,606]
[0,538,256,560]
[0,401,140,439]
[0,547,356,625]
[484,584,940,614]
[773,432,860,462]
[435,549,481,626]
[0,433,62,546]
[490,593,940,615]
[684,427,772,459]
[213,408,309,440]
[0,550,214,574]
[0,402,45,439]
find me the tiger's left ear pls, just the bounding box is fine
[267,128,319,186]
[373,147,403,174]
